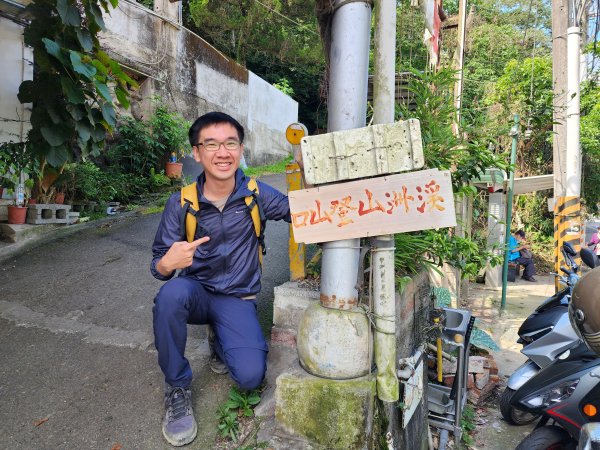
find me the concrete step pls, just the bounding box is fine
[273,281,320,332]
[0,222,63,243]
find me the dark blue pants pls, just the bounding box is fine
[516,256,535,278]
[153,277,268,390]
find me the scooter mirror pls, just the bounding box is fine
[564,241,577,256]
[581,247,598,269]
[578,423,600,450]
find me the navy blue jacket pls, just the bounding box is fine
[151,169,291,297]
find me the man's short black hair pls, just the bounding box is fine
[515,230,526,238]
[188,112,245,146]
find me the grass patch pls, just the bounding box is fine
[243,155,293,177]
[142,205,165,215]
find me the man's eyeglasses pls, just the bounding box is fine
[195,139,241,152]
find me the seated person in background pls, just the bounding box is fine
[508,229,536,282]
[587,225,600,258]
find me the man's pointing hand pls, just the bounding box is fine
[157,237,210,276]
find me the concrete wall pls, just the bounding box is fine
[100,0,298,165]
[0,16,32,145]
[386,270,432,449]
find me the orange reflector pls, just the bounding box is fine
[583,404,597,417]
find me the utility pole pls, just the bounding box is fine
[453,0,469,304]
[372,0,399,403]
[553,0,582,283]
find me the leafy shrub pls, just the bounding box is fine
[107,117,159,176]
[107,103,189,177]
[61,162,150,204]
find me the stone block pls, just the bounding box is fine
[67,211,80,225]
[273,281,319,330]
[475,370,490,390]
[468,356,487,374]
[27,204,71,224]
[270,326,297,348]
[275,372,376,450]
[468,374,500,405]
[442,355,485,375]
[483,355,499,375]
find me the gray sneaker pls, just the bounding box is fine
[162,386,197,446]
[208,325,229,375]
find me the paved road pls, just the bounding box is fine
[0,173,290,449]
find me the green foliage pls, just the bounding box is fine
[0,142,38,190]
[225,386,261,418]
[395,230,502,280]
[60,161,151,204]
[217,404,240,441]
[186,0,326,131]
[19,0,137,170]
[273,78,295,96]
[149,103,190,160]
[461,404,477,446]
[149,168,172,190]
[581,81,600,214]
[216,386,261,442]
[391,68,506,280]
[396,0,430,71]
[397,68,508,192]
[243,155,293,177]
[107,104,189,176]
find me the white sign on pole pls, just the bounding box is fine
[300,119,424,185]
[289,169,456,244]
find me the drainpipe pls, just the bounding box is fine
[320,0,372,312]
[371,0,399,402]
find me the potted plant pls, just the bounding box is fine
[165,150,184,179]
[1,141,36,224]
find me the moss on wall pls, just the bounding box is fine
[276,374,376,449]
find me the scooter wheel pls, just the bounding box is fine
[515,425,575,450]
[500,387,539,425]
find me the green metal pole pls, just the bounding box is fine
[501,114,519,311]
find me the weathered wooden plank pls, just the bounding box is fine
[289,169,456,244]
[300,119,425,185]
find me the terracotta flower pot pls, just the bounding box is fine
[165,162,183,179]
[7,205,27,224]
[54,192,65,204]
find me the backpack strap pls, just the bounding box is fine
[245,178,267,264]
[181,182,200,243]
[180,179,266,264]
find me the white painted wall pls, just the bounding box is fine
[0,17,33,144]
[247,72,299,164]
[195,62,249,120]
[101,0,298,165]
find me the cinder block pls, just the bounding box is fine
[27,204,71,224]
[67,211,80,225]
[273,282,320,330]
[275,372,376,449]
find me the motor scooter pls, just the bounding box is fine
[511,341,600,449]
[500,244,598,425]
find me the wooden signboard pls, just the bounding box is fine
[300,119,424,185]
[288,169,456,244]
